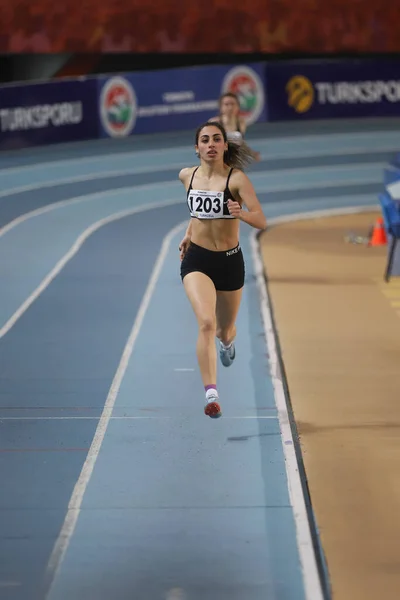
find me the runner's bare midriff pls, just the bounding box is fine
[190,217,240,251]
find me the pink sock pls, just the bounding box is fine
[205,384,217,393]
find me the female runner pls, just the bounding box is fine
[178,121,267,419]
[211,92,261,161]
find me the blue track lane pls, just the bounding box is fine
[0,207,186,600]
[45,226,305,600]
[0,119,392,600]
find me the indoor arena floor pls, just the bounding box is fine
[0,118,399,600]
[259,211,400,600]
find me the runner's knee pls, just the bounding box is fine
[199,315,216,335]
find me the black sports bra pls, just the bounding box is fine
[186,167,236,220]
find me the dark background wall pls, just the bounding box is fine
[0,0,400,83]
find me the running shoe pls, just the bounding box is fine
[219,340,236,367]
[204,396,222,419]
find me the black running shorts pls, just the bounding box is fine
[180,241,245,291]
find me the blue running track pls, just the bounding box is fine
[0,118,396,600]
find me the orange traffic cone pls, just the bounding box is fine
[369,217,387,246]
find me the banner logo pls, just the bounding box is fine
[222,66,264,125]
[100,76,137,137]
[286,75,314,113]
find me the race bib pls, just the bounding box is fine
[187,189,233,219]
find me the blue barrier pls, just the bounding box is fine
[0,78,98,151]
[3,57,400,151]
[383,165,400,186]
[97,63,266,138]
[0,62,266,150]
[266,59,400,122]
[379,191,400,281]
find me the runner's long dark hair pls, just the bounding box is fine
[195,121,255,170]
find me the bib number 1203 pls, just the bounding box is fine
[191,195,221,213]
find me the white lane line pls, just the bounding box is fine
[174,368,195,372]
[255,161,387,177]
[0,182,179,238]
[256,141,400,160]
[0,146,189,176]
[0,193,379,339]
[265,203,380,226]
[0,198,183,339]
[250,230,324,600]
[249,204,376,599]
[43,219,188,596]
[0,127,398,176]
[3,200,377,596]
[0,143,395,200]
[225,416,278,419]
[0,162,185,202]
[0,166,382,240]
[0,158,388,204]
[0,416,278,421]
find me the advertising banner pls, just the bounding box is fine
[266,60,400,121]
[0,78,98,151]
[97,63,266,139]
